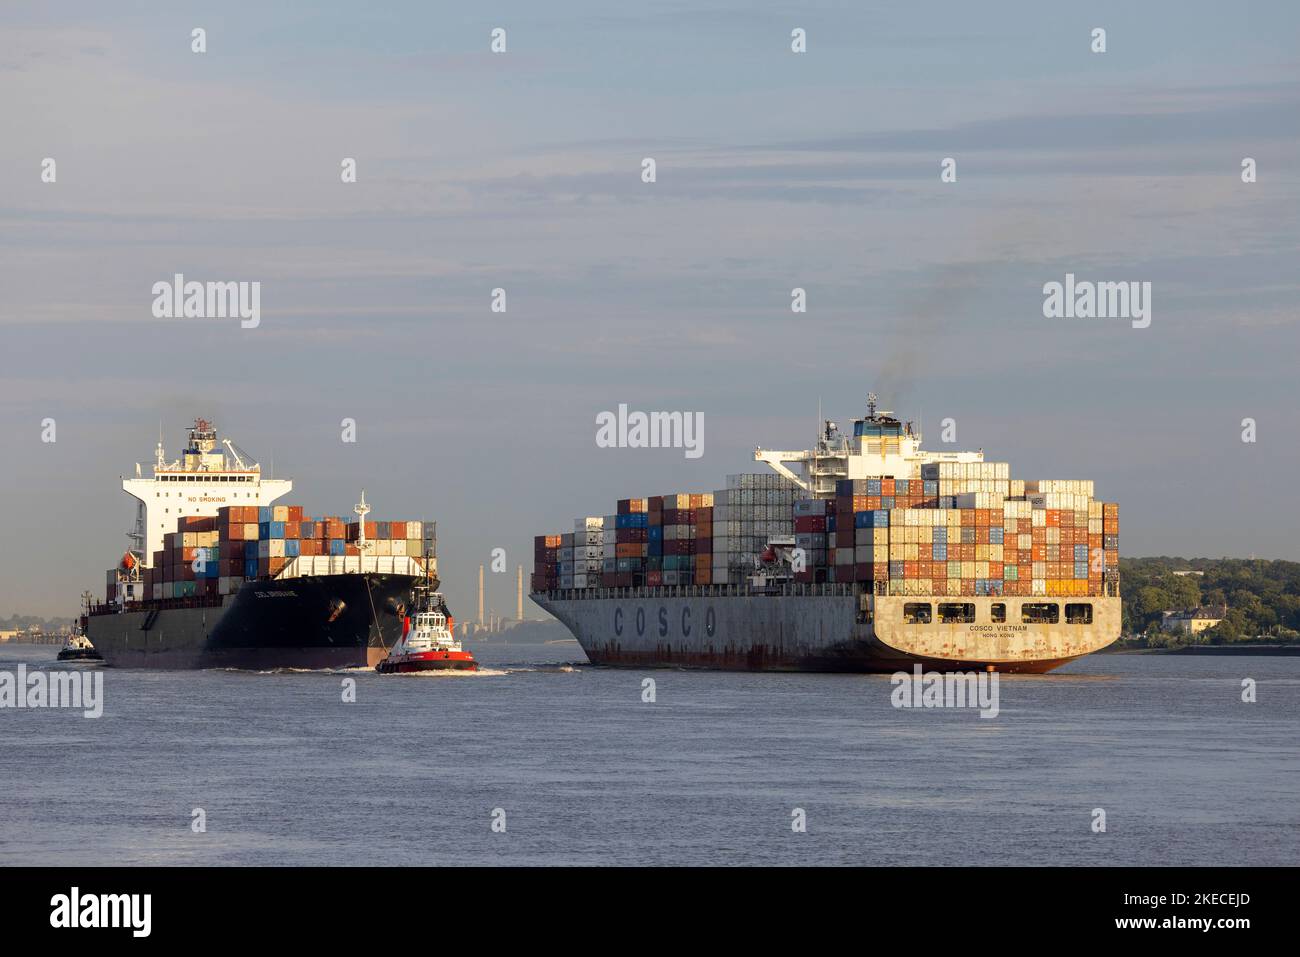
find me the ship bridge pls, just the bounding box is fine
[754,394,985,496]
[121,419,292,565]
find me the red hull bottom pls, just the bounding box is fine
[582,646,1082,674]
[376,654,477,674]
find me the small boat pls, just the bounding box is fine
[57,630,103,663]
[376,583,476,674]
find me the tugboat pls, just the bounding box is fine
[57,630,103,663]
[376,575,476,673]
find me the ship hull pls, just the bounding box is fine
[376,653,477,674]
[533,589,1120,674]
[86,573,417,670]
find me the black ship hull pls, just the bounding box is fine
[85,573,418,670]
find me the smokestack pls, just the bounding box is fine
[478,564,484,628]
[517,565,523,621]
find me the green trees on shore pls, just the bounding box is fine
[1120,557,1300,645]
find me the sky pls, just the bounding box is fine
[1,1,1298,618]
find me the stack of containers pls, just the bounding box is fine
[532,466,1117,598]
[661,493,695,587]
[711,474,798,584]
[694,496,713,586]
[610,498,648,586]
[532,534,562,592]
[553,531,573,588]
[646,497,663,586]
[925,461,1018,503]
[344,516,434,561]
[792,498,833,584]
[574,517,603,588]
[1103,502,1119,588]
[788,466,1117,598]
[145,505,435,603]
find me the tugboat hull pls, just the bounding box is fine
[376,651,477,673]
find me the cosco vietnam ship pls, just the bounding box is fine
[532,396,1120,674]
[85,420,437,669]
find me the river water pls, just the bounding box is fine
[1,642,1295,865]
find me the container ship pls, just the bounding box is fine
[85,420,438,669]
[531,396,1120,673]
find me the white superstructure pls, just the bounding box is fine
[121,419,292,566]
[754,394,986,496]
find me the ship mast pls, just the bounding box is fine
[354,491,372,553]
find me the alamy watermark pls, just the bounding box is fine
[50,887,150,937]
[890,665,999,719]
[596,404,703,459]
[152,273,260,329]
[1,665,103,718]
[1042,273,1150,329]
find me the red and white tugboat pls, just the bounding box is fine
[376,579,476,673]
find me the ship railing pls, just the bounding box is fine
[538,579,1121,602]
[541,582,861,602]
